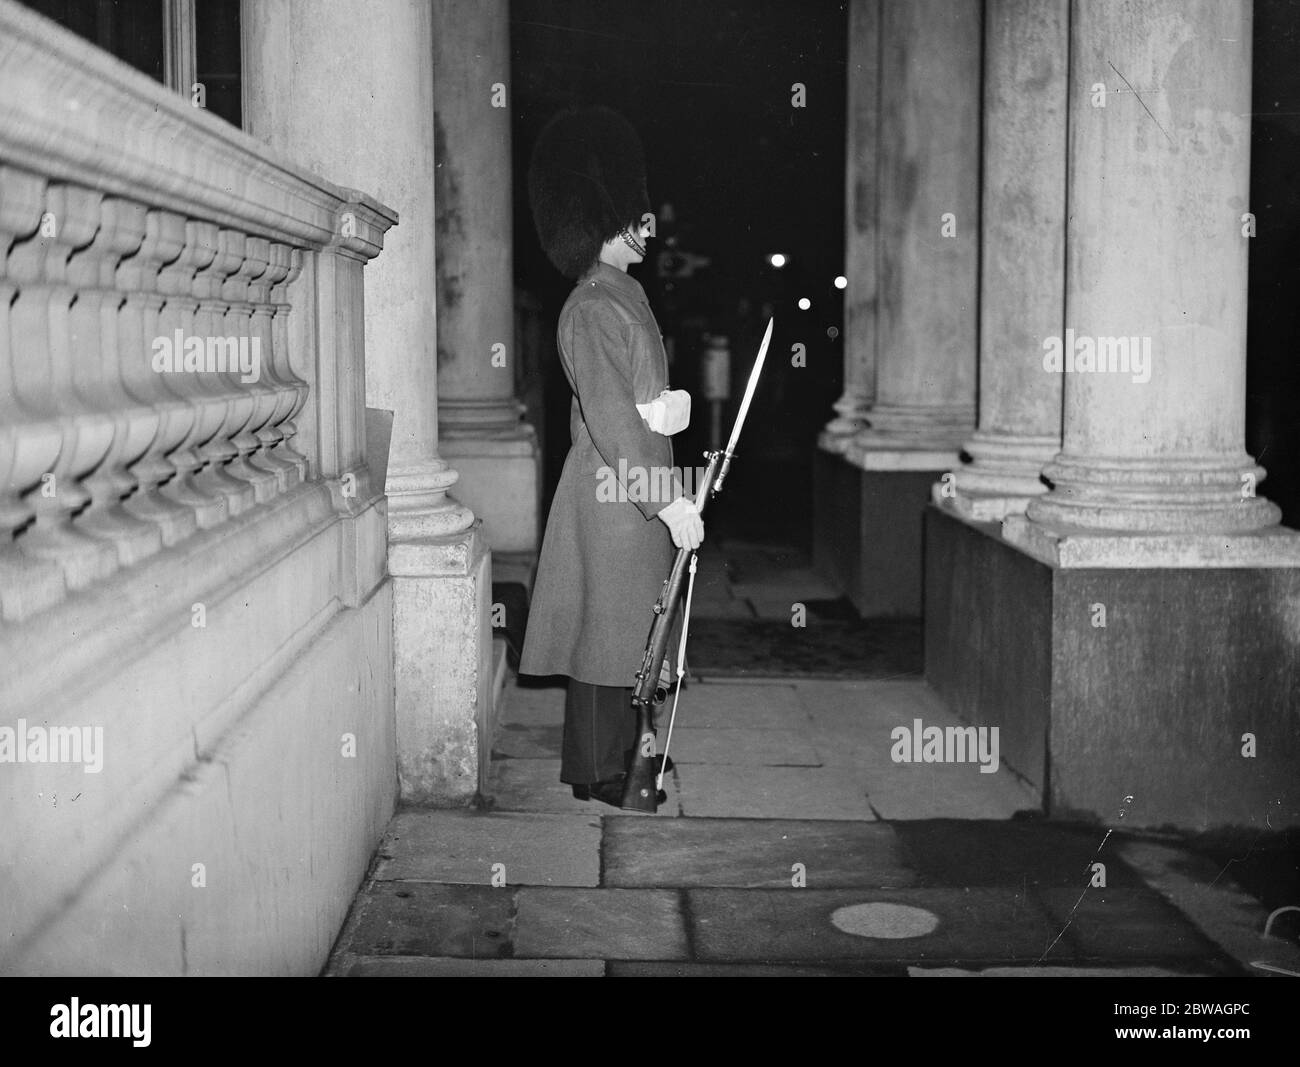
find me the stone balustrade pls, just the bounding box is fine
[0,0,394,630]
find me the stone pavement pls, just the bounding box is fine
[325,674,1300,977]
[325,539,1300,977]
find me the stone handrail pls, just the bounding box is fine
[0,0,397,628]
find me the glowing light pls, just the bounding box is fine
[834,275,847,289]
[798,297,811,311]
[768,253,787,268]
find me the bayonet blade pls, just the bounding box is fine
[724,316,774,458]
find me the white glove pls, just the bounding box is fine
[657,495,704,550]
[637,388,692,436]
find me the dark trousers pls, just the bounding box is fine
[561,678,636,784]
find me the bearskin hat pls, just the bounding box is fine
[528,106,651,280]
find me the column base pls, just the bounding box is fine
[946,431,1057,520]
[438,426,540,555]
[818,425,865,456]
[386,461,475,539]
[925,505,1300,831]
[390,521,494,803]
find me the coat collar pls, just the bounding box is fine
[580,260,648,303]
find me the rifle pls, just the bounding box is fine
[621,317,774,812]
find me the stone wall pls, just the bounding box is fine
[0,1,397,974]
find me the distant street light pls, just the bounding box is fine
[834,275,847,289]
[798,297,811,310]
[768,253,787,268]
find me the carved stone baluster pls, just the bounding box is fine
[0,166,65,620]
[12,184,118,588]
[156,219,229,526]
[118,210,199,545]
[241,238,295,494]
[269,247,309,482]
[219,235,279,502]
[68,196,163,564]
[190,227,259,512]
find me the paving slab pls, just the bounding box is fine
[514,887,687,960]
[603,817,915,888]
[344,956,605,977]
[687,887,1065,964]
[907,965,1216,977]
[664,726,821,767]
[485,758,608,815]
[1116,838,1300,979]
[670,681,808,729]
[675,764,876,820]
[1038,887,1233,964]
[865,759,1043,820]
[891,819,1147,888]
[375,809,601,887]
[491,722,564,759]
[501,682,565,725]
[344,883,516,959]
[608,961,903,976]
[799,678,951,725]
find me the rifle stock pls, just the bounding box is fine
[621,449,725,811]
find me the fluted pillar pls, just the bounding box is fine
[243,0,494,802]
[819,0,880,453]
[432,0,540,567]
[944,0,1068,521]
[846,0,980,467]
[1004,0,1300,566]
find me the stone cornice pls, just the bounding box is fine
[0,0,396,255]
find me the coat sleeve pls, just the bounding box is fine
[564,299,676,520]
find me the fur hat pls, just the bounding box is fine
[528,106,651,280]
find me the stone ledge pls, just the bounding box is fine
[843,445,961,472]
[1002,514,1300,568]
[0,482,373,709]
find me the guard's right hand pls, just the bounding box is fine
[657,495,704,551]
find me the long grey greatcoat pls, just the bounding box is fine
[520,261,678,688]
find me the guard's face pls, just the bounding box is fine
[599,219,649,271]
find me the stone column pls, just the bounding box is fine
[243,0,495,802]
[1004,0,1300,567]
[846,0,980,468]
[944,0,1068,521]
[819,0,980,617]
[432,0,540,580]
[819,0,879,453]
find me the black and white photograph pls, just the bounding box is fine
[0,0,1296,1041]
